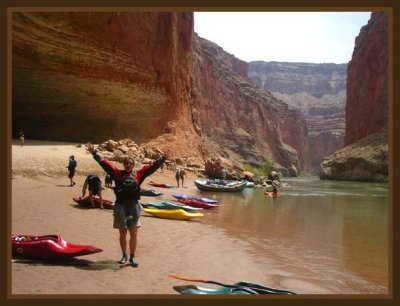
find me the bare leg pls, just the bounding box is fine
[98,191,104,209]
[128,226,138,257]
[128,226,139,267]
[117,228,128,264]
[88,191,95,208]
[119,228,128,254]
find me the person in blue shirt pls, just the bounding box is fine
[67,155,77,186]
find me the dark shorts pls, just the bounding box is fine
[113,199,142,229]
[68,170,75,178]
[88,180,102,195]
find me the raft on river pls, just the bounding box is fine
[194,179,246,192]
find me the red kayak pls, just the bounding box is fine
[177,199,219,209]
[12,234,102,260]
[73,197,114,209]
[148,181,174,188]
[265,192,282,197]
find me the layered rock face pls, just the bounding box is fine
[248,61,347,173]
[320,13,388,182]
[12,12,308,175]
[12,12,194,144]
[320,130,387,182]
[345,12,388,145]
[191,35,309,175]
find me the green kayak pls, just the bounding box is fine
[174,282,296,295]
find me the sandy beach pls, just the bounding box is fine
[11,140,333,295]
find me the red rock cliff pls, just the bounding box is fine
[320,12,388,182]
[12,12,308,175]
[191,35,309,175]
[345,12,388,145]
[12,12,194,144]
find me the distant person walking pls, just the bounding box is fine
[67,155,77,186]
[175,167,187,188]
[19,129,25,147]
[82,173,103,209]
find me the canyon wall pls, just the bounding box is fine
[191,35,309,174]
[345,12,388,145]
[248,61,347,173]
[12,12,194,144]
[320,12,388,182]
[12,12,308,175]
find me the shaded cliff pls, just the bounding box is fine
[12,12,194,144]
[320,12,388,182]
[249,61,347,173]
[12,12,308,175]
[191,35,309,175]
[345,12,388,145]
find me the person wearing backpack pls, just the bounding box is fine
[67,155,77,186]
[85,142,166,267]
[82,173,104,209]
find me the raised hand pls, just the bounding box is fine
[85,142,95,154]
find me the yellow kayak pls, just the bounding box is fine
[142,208,204,220]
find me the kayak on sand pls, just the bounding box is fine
[140,189,163,197]
[172,194,218,204]
[141,201,203,212]
[170,275,296,295]
[73,197,114,209]
[148,181,174,188]
[142,208,204,221]
[12,234,102,260]
[176,198,218,209]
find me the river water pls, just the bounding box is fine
[196,177,389,294]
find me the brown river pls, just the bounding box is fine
[194,177,389,294]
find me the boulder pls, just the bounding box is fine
[319,130,387,182]
[205,156,244,179]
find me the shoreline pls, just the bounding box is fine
[11,140,339,294]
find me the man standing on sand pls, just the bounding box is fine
[86,142,166,267]
[67,155,77,186]
[175,167,187,187]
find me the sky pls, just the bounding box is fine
[194,12,372,64]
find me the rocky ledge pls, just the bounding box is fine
[319,130,388,182]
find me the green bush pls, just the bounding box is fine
[243,159,275,177]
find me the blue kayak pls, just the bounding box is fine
[173,194,218,204]
[141,201,203,212]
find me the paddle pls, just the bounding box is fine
[169,274,296,295]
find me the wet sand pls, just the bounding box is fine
[11,140,335,295]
